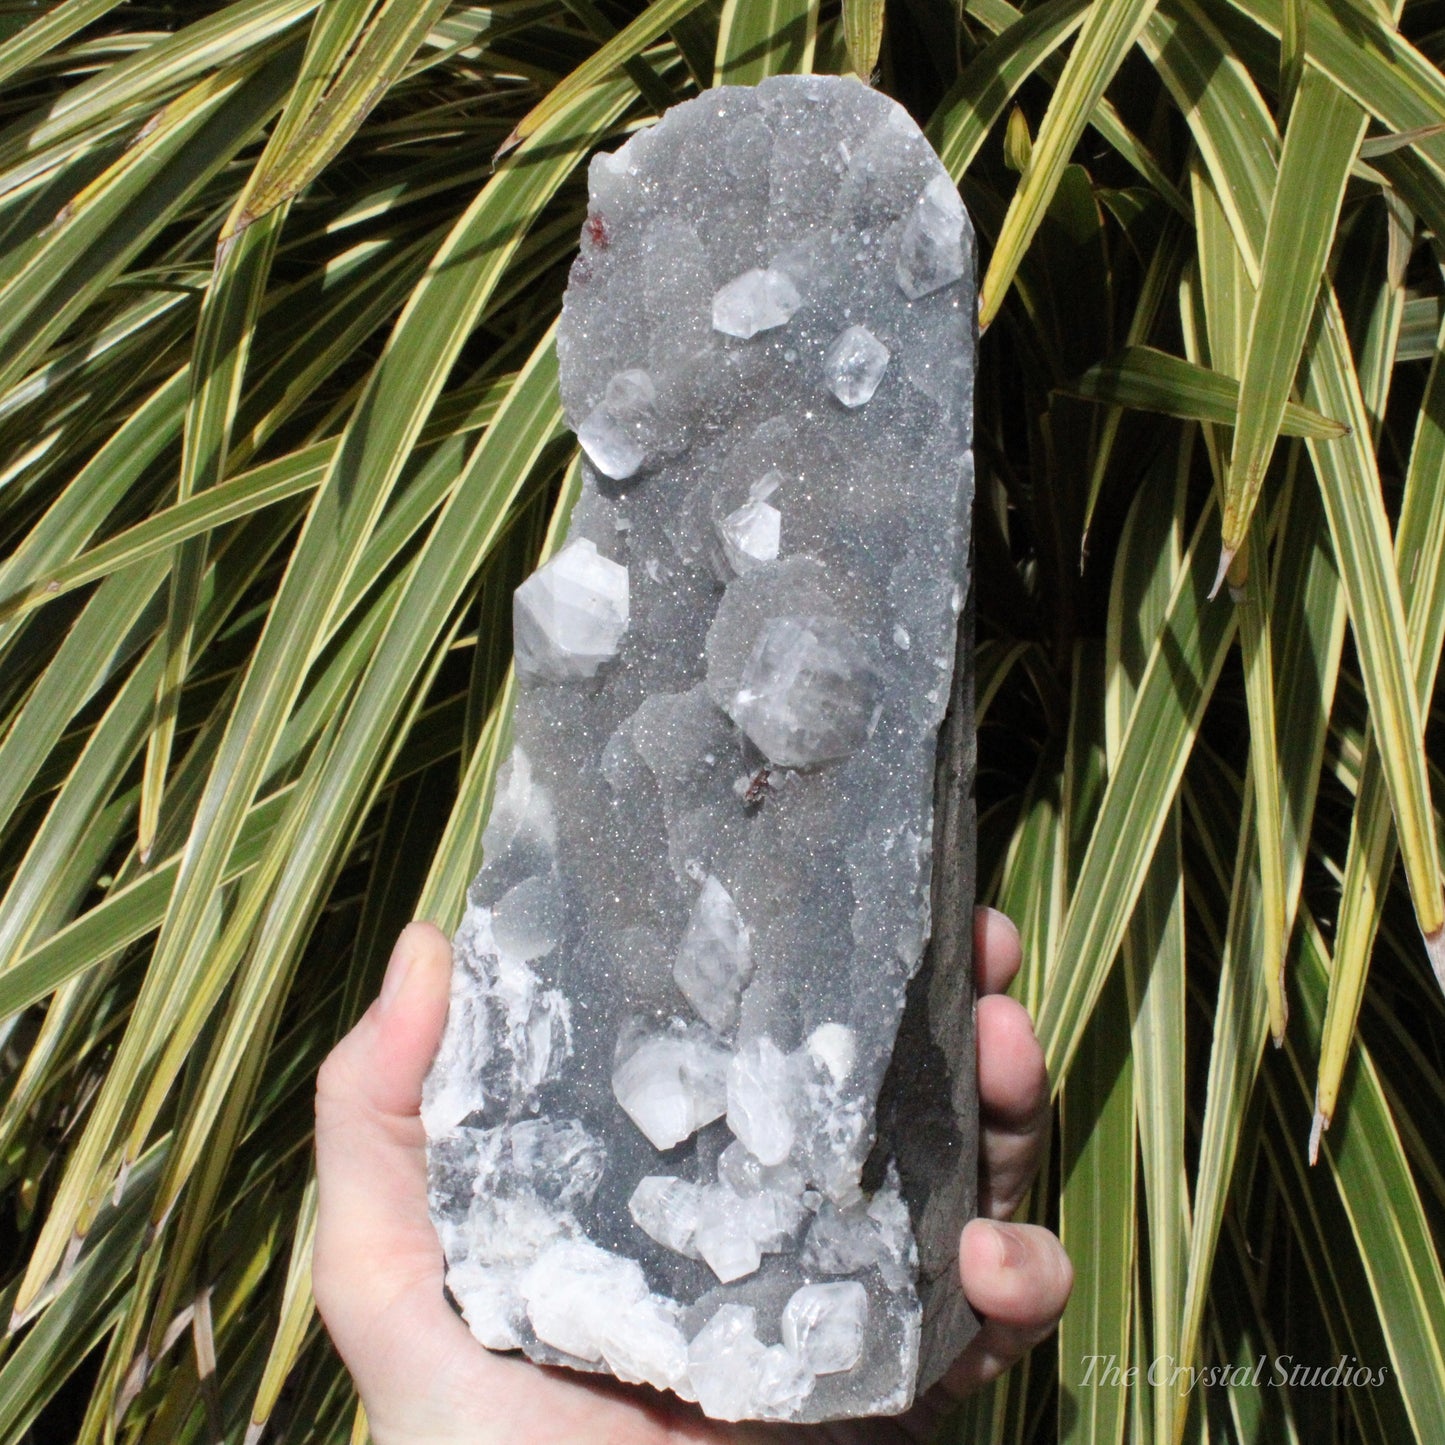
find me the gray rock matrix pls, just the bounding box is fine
[422,73,977,1422]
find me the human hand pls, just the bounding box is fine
[313,908,1071,1444]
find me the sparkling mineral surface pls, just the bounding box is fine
[423,73,977,1423]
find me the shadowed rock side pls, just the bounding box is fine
[423,73,976,1423]
[865,582,978,1392]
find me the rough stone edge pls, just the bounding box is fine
[865,576,980,1393]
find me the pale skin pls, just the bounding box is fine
[314,907,1072,1445]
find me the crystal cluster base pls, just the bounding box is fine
[424,74,976,1423]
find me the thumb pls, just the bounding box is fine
[312,923,477,1386]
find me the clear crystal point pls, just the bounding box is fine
[513,538,629,681]
[521,1238,647,1361]
[717,1139,804,1198]
[896,174,968,300]
[600,1295,693,1396]
[694,1192,765,1282]
[824,325,890,407]
[628,1175,704,1258]
[717,499,782,575]
[612,1029,729,1150]
[729,616,884,769]
[577,368,656,479]
[674,875,753,1032]
[688,1305,815,1421]
[782,1283,868,1375]
[726,1037,796,1166]
[712,267,802,338]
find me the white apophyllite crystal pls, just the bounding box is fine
[693,1192,764,1282]
[741,1185,807,1248]
[717,1139,804,1197]
[490,872,564,962]
[896,174,968,300]
[420,908,572,1136]
[521,1238,646,1360]
[802,1206,882,1271]
[476,745,554,861]
[577,368,656,479]
[612,1029,729,1150]
[520,1238,691,1394]
[824,325,890,407]
[674,875,754,1032]
[717,499,781,574]
[427,1115,609,1351]
[726,1037,796,1166]
[729,616,885,768]
[447,1258,527,1349]
[601,1295,694,1397]
[750,469,782,502]
[712,267,802,338]
[578,404,644,479]
[502,1118,607,1208]
[513,538,629,681]
[628,1175,704,1258]
[688,1305,815,1421]
[805,1023,857,1085]
[606,366,657,414]
[782,1282,868,1374]
[690,1170,810,1282]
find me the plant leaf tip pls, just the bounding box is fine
[112,1156,132,1207]
[1308,1108,1327,1165]
[1424,922,1445,992]
[1208,546,1235,601]
[977,284,1000,334]
[114,1348,152,1431]
[215,228,241,270]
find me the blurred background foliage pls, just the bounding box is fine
[0,0,1443,1441]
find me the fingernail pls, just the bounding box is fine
[378,930,414,1014]
[985,1220,1028,1270]
[982,906,1020,944]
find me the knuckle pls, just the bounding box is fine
[315,1035,362,1116]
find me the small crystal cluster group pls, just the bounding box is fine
[423,75,976,1422]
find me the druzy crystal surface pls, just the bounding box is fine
[423,74,977,1423]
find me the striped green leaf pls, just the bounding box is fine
[841,0,885,80]
[220,0,452,249]
[1062,346,1347,437]
[1222,68,1366,563]
[500,0,708,154]
[979,0,1162,326]
[1036,501,1235,1087]
[10,77,633,1318]
[1315,313,1445,1135]
[715,0,818,85]
[0,0,125,91]
[1107,437,1190,1445]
